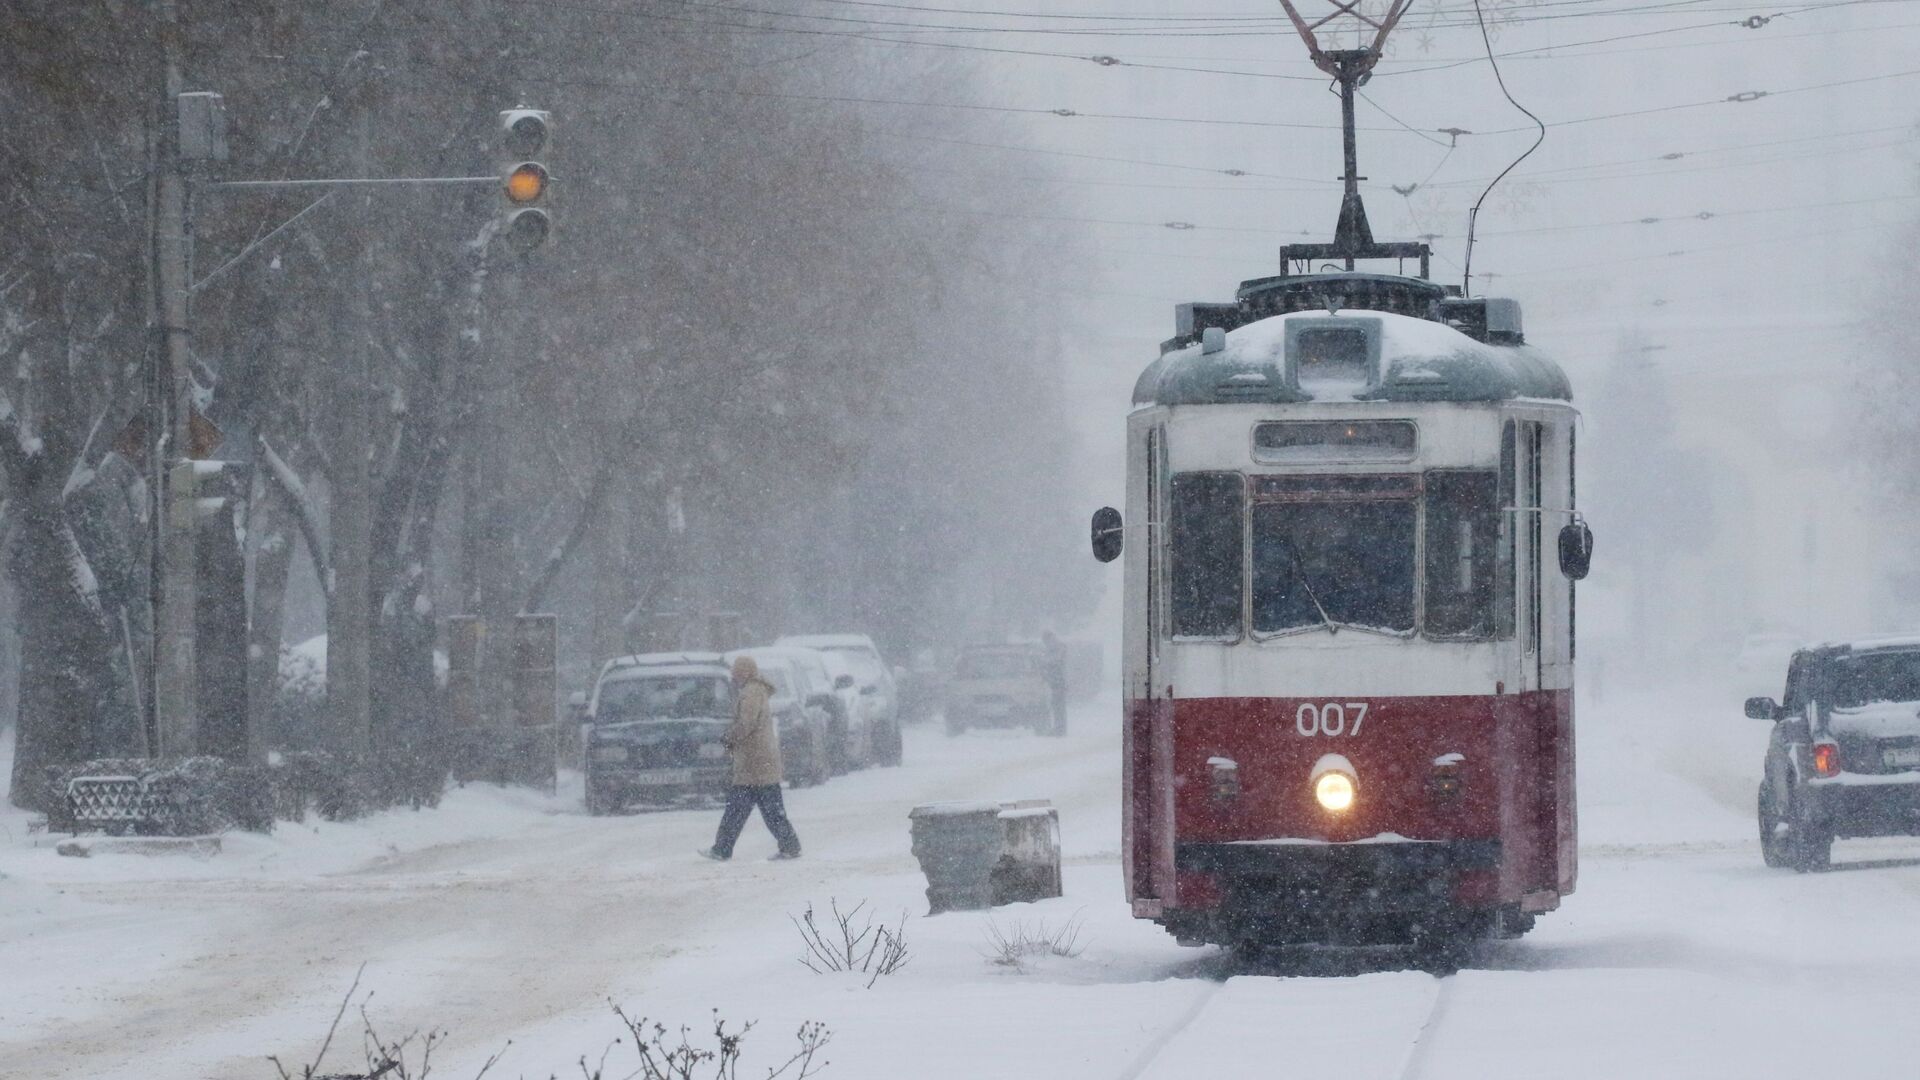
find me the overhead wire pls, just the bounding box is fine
[1461,0,1548,293]
[541,72,1431,135]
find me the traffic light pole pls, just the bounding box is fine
[142,88,546,763]
[152,0,198,757]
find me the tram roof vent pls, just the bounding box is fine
[1437,297,1525,346]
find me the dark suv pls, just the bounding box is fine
[1747,639,1920,871]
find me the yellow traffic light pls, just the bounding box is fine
[504,162,548,205]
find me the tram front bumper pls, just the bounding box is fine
[1171,838,1502,938]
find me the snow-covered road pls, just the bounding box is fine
[4,692,1919,1080]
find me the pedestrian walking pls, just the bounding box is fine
[700,655,803,861]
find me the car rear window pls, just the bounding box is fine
[1828,651,1920,708]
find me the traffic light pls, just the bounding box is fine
[498,108,551,254]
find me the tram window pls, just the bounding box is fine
[1425,471,1502,639]
[1251,500,1415,634]
[1496,422,1517,640]
[1252,420,1416,464]
[1169,472,1245,639]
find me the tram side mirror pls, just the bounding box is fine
[1557,521,1593,580]
[1091,506,1124,563]
[1745,696,1782,721]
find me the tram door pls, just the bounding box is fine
[1125,421,1173,905]
[1520,420,1545,692]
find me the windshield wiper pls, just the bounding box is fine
[1279,535,1339,636]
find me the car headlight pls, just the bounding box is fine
[593,745,629,763]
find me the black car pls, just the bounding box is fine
[1748,638,1920,871]
[584,657,734,815]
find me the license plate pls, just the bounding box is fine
[635,767,696,785]
[1884,746,1920,769]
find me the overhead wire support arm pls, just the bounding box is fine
[1271,1,1427,275]
[206,175,501,189]
[1274,0,1416,78]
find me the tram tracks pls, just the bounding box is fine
[1118,958,1458,1080]
[1388,975,1454,1080]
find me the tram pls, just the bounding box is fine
[1089,21,1594,949]
[1093,274,1591,947]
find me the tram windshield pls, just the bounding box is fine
[1251,500,1416,634]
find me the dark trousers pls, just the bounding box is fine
[712,784,801,858]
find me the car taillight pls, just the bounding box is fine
[1812,741,1842,778]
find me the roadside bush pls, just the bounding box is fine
[44,756,273,835]
[43,743,450,834]
[272,744,448,823]
[790,899,910,987]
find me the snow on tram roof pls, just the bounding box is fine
[1133,308,1570,408]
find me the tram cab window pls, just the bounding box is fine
[1252,420,1416,464]
[1424,471,1503,639]
[1250,498,1416,634]
[1169,472,1245,638]
[1293,327,1371,387]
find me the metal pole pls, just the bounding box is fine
[1327,50,1376,270]
[153,0,198,757]
[326,94,375,757]
[1339,69,1359,270]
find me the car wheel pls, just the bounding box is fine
[585,781,617,816]
[882,720,903,766]
[1786,788,1832,873]
[946,715,966,737]
[1757,782,1791,868]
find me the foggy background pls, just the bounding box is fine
[2,0,1918,803]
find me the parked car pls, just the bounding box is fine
[1748,636,1920,871]
[944,643,1056,736]
[727,647,834,788]
[582,653,733,814]
[894,647,949,725]
[813,648,877,773]
[777,634,903,766]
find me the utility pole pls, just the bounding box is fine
[152,0,198,757]
[326,88,376,756]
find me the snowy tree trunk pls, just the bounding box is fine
[195,503,251,762]
[6,464,123,810]
[246,507,294,756]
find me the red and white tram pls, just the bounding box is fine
[1091,272,1594,949]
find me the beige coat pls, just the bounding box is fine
[727,656,783,787]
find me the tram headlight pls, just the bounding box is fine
[1309,753,1358,813]
[1314,771,1356,812]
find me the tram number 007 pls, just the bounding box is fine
[1294,702,1369,737]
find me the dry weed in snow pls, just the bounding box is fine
[269,968,828,1080]
[982,915,1087,971]
[789,898,910,987]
